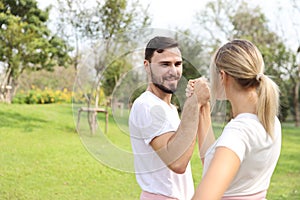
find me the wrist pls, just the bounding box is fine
[186,95,202,109]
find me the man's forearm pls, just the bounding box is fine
[151,78,210,172]
[155,96,201,172]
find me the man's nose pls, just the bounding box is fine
[168,64,177,74]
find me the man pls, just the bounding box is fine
[129,36,209,200]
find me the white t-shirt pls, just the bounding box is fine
[203,113,282,196]
[129,91,194,200]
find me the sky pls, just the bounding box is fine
[141,0,274,28]
[38,0,275,29]
[37,0,300,51]
[143,0,299,50]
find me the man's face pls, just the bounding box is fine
[146,47,183,94]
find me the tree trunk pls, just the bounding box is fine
[0,68,16,104]
[294,82,300,127]
[95,82,100,108]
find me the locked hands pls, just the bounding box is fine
[186,77,210,106]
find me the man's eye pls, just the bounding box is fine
[161,63,169,67]
[175,62,182,66]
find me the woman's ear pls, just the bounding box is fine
[219,70,226,82]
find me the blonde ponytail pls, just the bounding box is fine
[256,75,280,138]
[211,39,280,138]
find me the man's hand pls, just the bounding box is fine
[186,77,210,106]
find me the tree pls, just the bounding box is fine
[195,0,295,122]
[56,0,151,133]
[171,29,208,111]
[284,0,300,126]
[101,57,133,97]
[0,0,70,103]
[296,47,300,126]
[230,2,293,122]
[56,0,150,103]
[55,0,91,71]
[18,66,76,92]
[82,0,150,107]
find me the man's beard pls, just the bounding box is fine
[150,68,180,94]
[153,82,176,94]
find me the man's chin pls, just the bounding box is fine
[154,83,176,94]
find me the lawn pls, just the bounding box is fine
[0,104,299,199]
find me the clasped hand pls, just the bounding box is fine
[185,77,210,105]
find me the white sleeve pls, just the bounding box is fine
[130,102,175,145]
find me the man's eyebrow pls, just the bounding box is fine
[158,60,182,64]
[158,61,171,64]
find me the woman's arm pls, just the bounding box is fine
[186,78,215,164]
[197,103,215,164]
[192,147,241,200]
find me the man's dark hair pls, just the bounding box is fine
[145,36,179,62]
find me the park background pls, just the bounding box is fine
[1,0,300,199]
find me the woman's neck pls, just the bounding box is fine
[229,89,258,118]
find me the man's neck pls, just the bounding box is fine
[147,84,172,105]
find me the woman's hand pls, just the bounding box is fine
[186,77,210,106]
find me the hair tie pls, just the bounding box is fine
[256,73,264,82]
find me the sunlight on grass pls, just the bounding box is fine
[0,104,299,199]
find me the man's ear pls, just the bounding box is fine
[144,60,150,73]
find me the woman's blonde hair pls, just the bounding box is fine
[210,39,280,138]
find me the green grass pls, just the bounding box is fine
[0,104,139,200]
[0,104,299,199]
[267,123,300,199]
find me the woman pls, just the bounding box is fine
[189,39,282,199]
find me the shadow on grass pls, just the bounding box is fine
[0,110,47,129]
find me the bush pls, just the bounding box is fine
[12,87,72,104]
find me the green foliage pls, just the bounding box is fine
[229,2,294,121]
[128,84,147,105]
[94,0,150,40]
[172,30,210,109]
[195,0,297,121]
[0,0,71,102]
[55,0,151,111]
[18,66,76,92]
[101,58,133,97]
[12,87,73,104]
[99,0,131,39]
[175,30,207,79]
[0,0,70,68]
[92,0,151,98]
[12,86,106,105]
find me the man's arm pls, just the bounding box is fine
[150,79,210,173]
